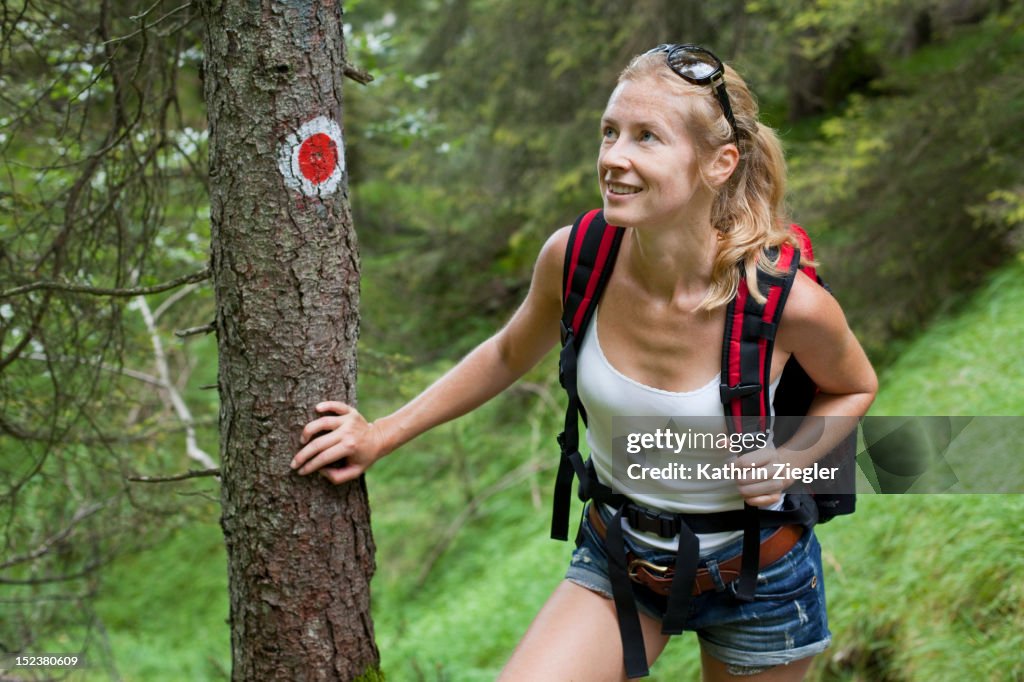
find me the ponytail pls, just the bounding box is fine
[701,64,809,311]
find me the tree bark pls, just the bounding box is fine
[200,1,379,679]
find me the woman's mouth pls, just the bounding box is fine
[607,182,642,196]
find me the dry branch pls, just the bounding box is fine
[126,468,221,484]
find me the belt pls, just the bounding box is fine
[587,503,803,597]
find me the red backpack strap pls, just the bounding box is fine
[789,223,817,281]
[720,241,801,435]
[719,240,802,602]
[552,209,624,542]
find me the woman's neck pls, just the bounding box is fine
[624,209,720,309]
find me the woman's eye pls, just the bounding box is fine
[639,130,656,142]
[602,127,617,140]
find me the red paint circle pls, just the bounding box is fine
[297,133,338,184]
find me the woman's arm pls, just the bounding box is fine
[290,226,571,485]
[736,271,878,506]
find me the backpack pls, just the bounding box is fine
[553,207,856,533]
[551,208,856,678]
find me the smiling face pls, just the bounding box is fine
[597,75,708,230]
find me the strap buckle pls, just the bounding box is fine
[719,382,761,403]
[625,504,680,538]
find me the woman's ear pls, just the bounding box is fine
[706,143,740,189]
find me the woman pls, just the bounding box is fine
[291,44,877,681]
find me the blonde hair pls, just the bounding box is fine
[619,51,809,311]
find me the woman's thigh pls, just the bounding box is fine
[700,647,815,682]
[498,580,670,682]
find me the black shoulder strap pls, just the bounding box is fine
[551,209,624,541]
[776,225,858,522]
[561,209,626,352]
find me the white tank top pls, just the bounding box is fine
[577,306,781,554]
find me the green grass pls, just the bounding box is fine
[869,252,1024,416]
[812,496,1024,681]
[74,522,230,681]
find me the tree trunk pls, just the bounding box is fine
[200,1,379,679]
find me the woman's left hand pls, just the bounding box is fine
[731,445,792,507]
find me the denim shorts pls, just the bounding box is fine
[565,504,831,672]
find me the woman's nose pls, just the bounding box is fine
[599,139,631,173]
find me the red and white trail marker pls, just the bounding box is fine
[278,115,345,197]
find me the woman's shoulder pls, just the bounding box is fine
[517,225,574,314]
[543,224,573,256]
[535,224,574,278]
[777,270,849,351]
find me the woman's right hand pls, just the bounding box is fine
[291,401,388,485]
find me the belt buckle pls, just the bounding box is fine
[627,557,671,581]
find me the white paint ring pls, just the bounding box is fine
[277,115,345,197]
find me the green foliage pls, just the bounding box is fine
[353,665,387,682]
[787,11,1024,363]
[0,0,217,659]
[346,0,768,358]
[813,495,1024,681]
[748,0,933,62]
[349,1,1023,367]
[89,522,230,681]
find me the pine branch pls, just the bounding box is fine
[1,268,210,299]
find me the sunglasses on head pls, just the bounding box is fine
[646,44,739,147]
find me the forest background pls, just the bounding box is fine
[2,0,1023,679]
